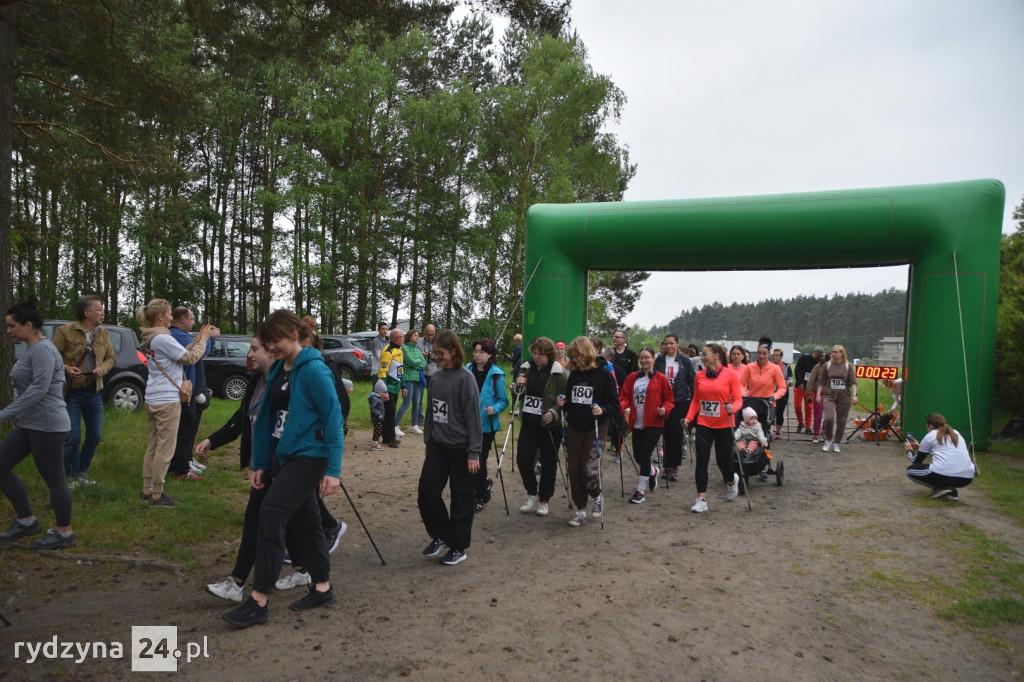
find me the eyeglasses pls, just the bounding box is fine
[613,335,624,339]
[699,351,711,357]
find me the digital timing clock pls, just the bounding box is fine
[854,365,899,380]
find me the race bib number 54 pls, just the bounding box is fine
[432,398,449,424]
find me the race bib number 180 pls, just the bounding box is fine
[432,398,449,424]
[699,401,721,418]
[571,385,594,405]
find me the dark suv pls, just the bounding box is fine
[14,321,149,411]
[202,335,253,400]
[321,335,372,381]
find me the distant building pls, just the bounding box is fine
[873,336,904,365]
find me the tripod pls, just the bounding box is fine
[845,374,884,446]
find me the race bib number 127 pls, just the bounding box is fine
[699,401,721,418]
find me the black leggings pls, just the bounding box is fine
[474,431,497,500]
[232,471,303,583]
[906,464,973,491]
[516,422,559,501]
[693,424,736,495]
[631,427,663,477]
[0,427,72,527]
[663,403,689,467]
[253,455,330,594]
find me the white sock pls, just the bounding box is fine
[637,476,648,493]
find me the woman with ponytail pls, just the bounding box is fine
[137,299,213,508]
[619,346,674,504]
[0,297,75,549]
[904,413,975,499]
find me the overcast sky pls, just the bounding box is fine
[567,0,1024,329]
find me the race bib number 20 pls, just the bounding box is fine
[522,395,543,416]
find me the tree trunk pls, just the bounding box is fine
[0,1,16,408]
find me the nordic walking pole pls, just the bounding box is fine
[554,396,572,509]
[339,479,386,566]
[502,389,521,473]
[593,409,604,530]
[616,416,625,497]
[731,437,752,512]
[490,414,510,515]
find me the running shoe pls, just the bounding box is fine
[591,494,603,518]
[275,570,311,590]
[629,490,645,504]
[30,528,76,550]
[930,488,953,498]
[567,510,587,527]
[0,518,42,542]
[395,427,405,437]
[222,597,268,628]
[726,473,739,501]
[207,577,244,603]
[536,501,549,516]
[440,549,467,566]
[690,497,708,513]
[422,538,448,558]
[290,586,335,611]
[324,520,347,554]
[649,466,659,492]
[519,495,539,513]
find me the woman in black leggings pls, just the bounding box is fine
[0,297,75,550]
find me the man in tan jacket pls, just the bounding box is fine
[52,295,116,486]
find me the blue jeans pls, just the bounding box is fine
[64,389,104,478]
[395,379,424,427]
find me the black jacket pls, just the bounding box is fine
[207,371,261,469]
[655,353,695,406]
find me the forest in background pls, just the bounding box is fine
[649,288,907,359]
[3,0,638,347]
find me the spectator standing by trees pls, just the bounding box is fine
[52,295,114,487]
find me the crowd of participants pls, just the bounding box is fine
[0,296,976,628]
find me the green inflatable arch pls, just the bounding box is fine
[522,179,1005,448]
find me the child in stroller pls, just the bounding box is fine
[734,407,784,487]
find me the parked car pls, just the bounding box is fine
[321,335,372,381]
[201,335,253,400]
[14,320,149,411]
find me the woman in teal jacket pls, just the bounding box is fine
[467,338,509,512]
[222,310,343,629]
[396,328,427,434]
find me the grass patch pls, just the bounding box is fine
[938,598,1024,629]
[970,452,1024,527]
[2,399,249,567]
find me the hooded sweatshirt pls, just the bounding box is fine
[251,347,343,477]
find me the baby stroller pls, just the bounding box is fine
[742,396,776,445]
[734,437,784,490]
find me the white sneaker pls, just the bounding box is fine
[567,510,587,527]
[726,473,739,501]
[409,425,423,435]
[832,443,841,453]
[519,495,539,513]
[395,427,405,438]
[275,570,311,590]
[822,440,833,452]
[591,494,603,518]
[691,497,708,513]
[535,501,549,516]
[190,460,206,473]
[206,577,244,602]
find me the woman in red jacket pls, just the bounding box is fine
[683,343,743,513]
[619,347,674,504]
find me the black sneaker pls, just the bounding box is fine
[290,586,335,611]
[629,490,645,504]
[930,488,952,499]
[30,528,75,550]
[649,466,659,492]
[222,597,269,628]
[150,494,180,508]
[0,518,42,543]
[473,500,485,514]
[482,479,493,504]
[387,440,401,449]
[440,549,466,566]
[324,520,347,555]
[422,538,448,558]
[949,489,959,499]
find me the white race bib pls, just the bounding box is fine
[633,391,646,408]
[432,398,449,424]
[699,401,721,418]
[803,372,810,382]
[830,378,846,391]
[273,409,290,438]
[571,385,594,405]
[522,395,543,416]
